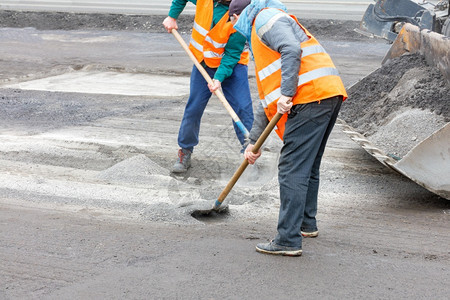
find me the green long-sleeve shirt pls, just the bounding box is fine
[168,0,247,82]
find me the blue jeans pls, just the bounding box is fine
[274,96,342,248]
[178,64,253,152]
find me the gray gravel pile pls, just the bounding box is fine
[339,53,449,158]
[98,154,170,182]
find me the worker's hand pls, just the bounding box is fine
[162,16,178,33]
[277,95,293,114]
[208,79,222,93]
[244,144,262,165]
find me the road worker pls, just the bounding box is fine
[230,0,348,256]
[163,0,254,173]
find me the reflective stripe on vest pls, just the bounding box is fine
[189,21,209,53]
[189,0,249,67]
[189,38,203,53]
[204,51,223,58]
[257,12,289,37]
[263,67,340,106]
[251,10,347,140]
[205,48,250,59]
[194,22,209,37]
[203,35,228,59]
[257,44,328,81]
[205,36,227,49]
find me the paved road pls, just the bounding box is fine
[0,25,449,299]
[0,4,449,299]
[0,0,371,20]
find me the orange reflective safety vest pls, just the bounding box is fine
[251,11,347,139]
[189,0,249,68]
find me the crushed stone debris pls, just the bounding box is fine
[339,53,449,158]
[98,154,170,180]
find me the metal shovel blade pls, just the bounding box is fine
[189,200,230,218]
[190,113,283,218]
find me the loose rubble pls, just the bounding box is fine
[339,53,449,158]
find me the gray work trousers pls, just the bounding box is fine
[274,96,342,248]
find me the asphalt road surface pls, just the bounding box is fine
[0,11,449,300]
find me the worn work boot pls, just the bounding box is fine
[172,148,192,173]
[256,241,302,257]
[301,230,319,238]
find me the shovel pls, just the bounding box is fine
[171,29,250,139]
[191,112,283,215]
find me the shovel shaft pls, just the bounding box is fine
[216,113,283,204]
[171,29,250,139]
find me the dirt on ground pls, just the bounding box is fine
[340,53,450,158]
[0,9,369,40]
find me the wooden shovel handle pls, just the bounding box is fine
[171,29,250,138]
[215,113,283,205]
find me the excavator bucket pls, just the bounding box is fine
[382,23,450,85]
[391,124,450,200]
[341,23,450,200]
[357,0,449,41]
[383,23,450,199]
